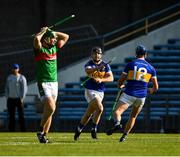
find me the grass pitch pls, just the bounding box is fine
[0,132,179,156]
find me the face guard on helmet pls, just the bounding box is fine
[91,47,103,63]
[42,30,57,46]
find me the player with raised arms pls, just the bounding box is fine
[106,45,159,142]
[33,27,69,143]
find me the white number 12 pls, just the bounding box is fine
[133,66,147,81]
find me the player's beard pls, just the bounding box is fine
[44,38,57,47]
[47,43,54,47]
[93,58,101,64]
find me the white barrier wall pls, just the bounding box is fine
[0,20,179,111]
[104,20,180,63]
[58,20,180,85]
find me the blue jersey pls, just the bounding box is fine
[84,60,111,92]
[123,59,156,98]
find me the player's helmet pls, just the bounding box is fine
[41,29,57,46]
[91,46,102,55]
[136,45,147,55]
[43,30,55,39]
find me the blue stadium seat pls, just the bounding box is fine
[149,94,180,100]
[59,88,84,94]
[110,63,125,69]
[148,50,180,56]
[168,38,180,44]
[153,62,180,69]
[59,95,85,101]
[126,56,180,63]
[154,44,180,50]
[59,107,86,119]
[65,82,82,88]
[151,81,180,87]
[59,101,87,107]
[56,38,180,123]
[150,100,180,106]
[112,69,122,75]
[156,88,180,94]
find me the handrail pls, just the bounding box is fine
[105,26,146,46]
[148,11,180,28]
[147,2,179,19]
[103,2,180,47]
[103,18,145,38]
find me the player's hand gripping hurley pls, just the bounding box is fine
[80,57,116,86]
[31,14,75,37]
[107,86,124,120]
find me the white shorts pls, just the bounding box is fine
[118,92,145,108]
[37,82,58,101]
[85,89,104,103]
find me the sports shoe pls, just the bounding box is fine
[106,124,122,135]
[74,126,82,141]
[91,129,97,139]
[119,134,127,142]
[36,132,49,143]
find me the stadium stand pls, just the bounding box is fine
[1,37,180,132]
[0,3,179,132]
[58,38,180,133]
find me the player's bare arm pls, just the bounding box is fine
[85,67,96,76]
[54,31,69,47]
[33,27,49,49]
[85,67,101,79]
[85,65,105,76]
[94,71,114,83]
[148,77,159,94]
[117,73,127,88]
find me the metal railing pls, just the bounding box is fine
[103,2,180,49]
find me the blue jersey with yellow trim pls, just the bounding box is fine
[84,60,111,92]
[123,58,156,98]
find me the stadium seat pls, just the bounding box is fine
[54,38,180,130]
[168,38,180,44]
[147,50,180,56]
[126,56,180,63]
[65,82,82,88]
[59,95,85,101]
[153,62,180,69]
[154,44,180,50]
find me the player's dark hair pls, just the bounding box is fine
[136,45,147,57]
[91,46,102,54]
[41,30,55,42]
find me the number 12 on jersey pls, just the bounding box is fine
[128,66,151,82]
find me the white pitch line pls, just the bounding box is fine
[0,136,179,139]
[0,142,78,146]
[0,142,37,145]
[0,136,71,139]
